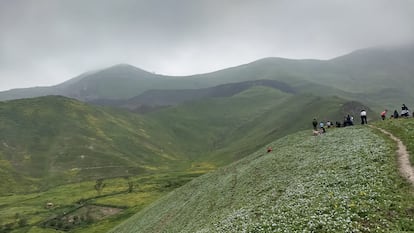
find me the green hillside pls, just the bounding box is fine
[148,86,367,165]
[110,125,414,233]
[116,79,295,112]
[0,90,360,194]
[0,96,187,194]
[0,92,390,232]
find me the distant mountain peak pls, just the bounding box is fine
[101,63,152,74]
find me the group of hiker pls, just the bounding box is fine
[312,104,411,135]
[380,104,411,120]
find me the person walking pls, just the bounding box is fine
[360,109,367,124]
[312,118,318,130]
[380,109,387,120]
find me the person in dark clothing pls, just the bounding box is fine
[312,118,318,130]
[344,115,353,126]
[336,121,341,127]
[393,110,399,119]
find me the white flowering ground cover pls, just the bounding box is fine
[109,127,414,233]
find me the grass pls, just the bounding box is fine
[0,96,195,194]
[110,126,414,232]
[0,170,207,233]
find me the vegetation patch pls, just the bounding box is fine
[0,171,205,233]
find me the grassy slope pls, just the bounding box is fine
[0,96,187,194]
[0,93,386,232]
[110,126,414,232]
[149,86,358,165]
[0,89,358,194]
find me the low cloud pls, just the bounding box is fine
[0,0,413,90]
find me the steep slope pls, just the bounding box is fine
[148,86,370,165]
[0,96,185,193]
[119,79,295,112]
[109,126,414,233]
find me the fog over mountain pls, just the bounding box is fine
[1,0,413,91]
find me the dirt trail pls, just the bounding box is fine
[371,125,414,186]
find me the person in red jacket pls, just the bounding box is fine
[380,109,387,120]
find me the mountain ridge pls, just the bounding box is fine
[1,45,413,111]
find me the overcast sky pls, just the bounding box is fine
[1,0,413,91]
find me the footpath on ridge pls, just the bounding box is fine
[370,125,414,186]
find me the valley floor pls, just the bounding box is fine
[0,171,208,233]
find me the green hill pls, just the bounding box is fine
[148,86,370,165]
[116,79,295,112]
[0,91,383,232]
[109,125,414,233]
[0,96,187,194]
[0,88,365,194]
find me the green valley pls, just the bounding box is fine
[0,45,413,232]
[0,85,367,232]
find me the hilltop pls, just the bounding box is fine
[110,125,414,232]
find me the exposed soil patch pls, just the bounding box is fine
[371,126,414,186]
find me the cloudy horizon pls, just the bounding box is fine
[1,0,413,91]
